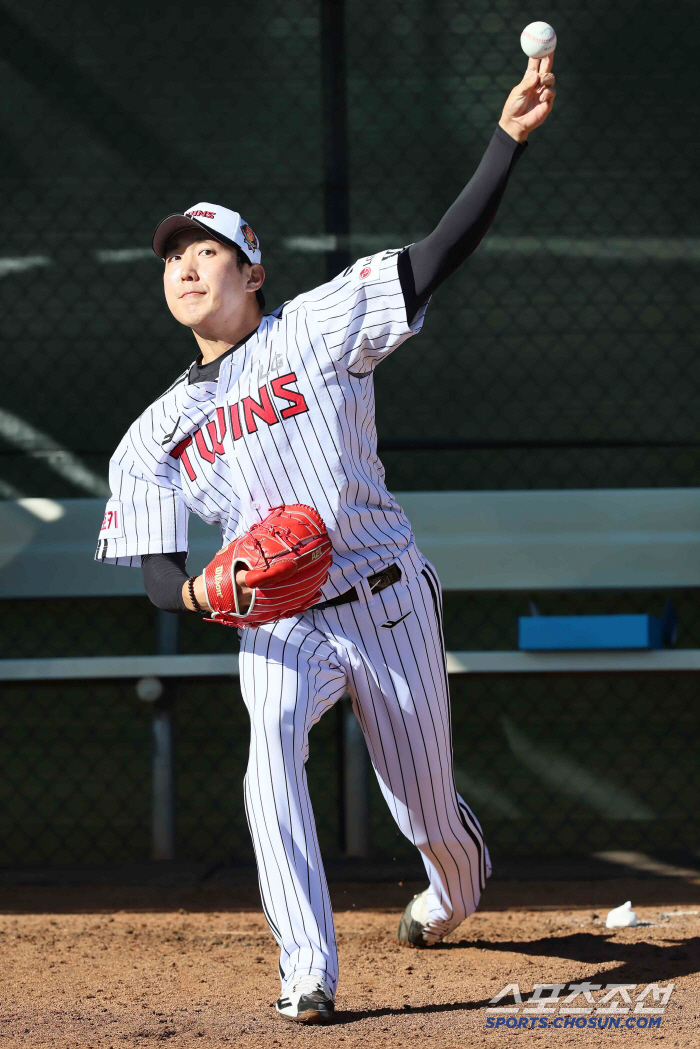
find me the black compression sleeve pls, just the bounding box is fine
[141,551,189,612]
[402,125,527,323]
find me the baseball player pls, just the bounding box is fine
[97,58,555,1024]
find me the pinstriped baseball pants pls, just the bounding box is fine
[238,545,489,996]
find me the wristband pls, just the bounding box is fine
[187,575,205,613]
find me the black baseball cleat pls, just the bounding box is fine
[398,888,443,948]
[275,976,335,1024]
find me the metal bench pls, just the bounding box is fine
[2,489,699,858]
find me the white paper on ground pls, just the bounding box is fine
[605,901,638,928]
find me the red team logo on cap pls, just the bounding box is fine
[186,210,215,219]
[360,266,371,278]
[241,224,258,254]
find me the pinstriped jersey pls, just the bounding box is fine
[96,249,429,599]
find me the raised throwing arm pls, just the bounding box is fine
[402,54,556,321]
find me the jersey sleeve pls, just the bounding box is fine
[305,248,429,373]
[95,455,189,567]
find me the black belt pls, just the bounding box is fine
[313,563,401,611]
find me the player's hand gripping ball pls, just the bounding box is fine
[202,504,333,628]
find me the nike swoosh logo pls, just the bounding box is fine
[161,417,181,446]
[380,611,412,629]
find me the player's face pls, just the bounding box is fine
[162,230,261,336]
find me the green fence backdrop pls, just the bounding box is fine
[0,0,699,869]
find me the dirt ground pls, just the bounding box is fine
[1,878,699,1048]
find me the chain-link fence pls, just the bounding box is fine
[1,0,699,870]
[1,0,698,498]
[2,590,700,869]
[1,661,699,869]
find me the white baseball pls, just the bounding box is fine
[520,21,557,59]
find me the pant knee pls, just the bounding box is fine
[417,827,481,859]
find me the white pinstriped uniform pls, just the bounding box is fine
[97,249,490,995]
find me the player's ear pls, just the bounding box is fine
[248,263,265,292]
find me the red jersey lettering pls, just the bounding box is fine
[271,373,310,420]
[195,413,226,463]
[242,385,279,434]
[170,436,197,481]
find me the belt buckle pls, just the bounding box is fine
[370,563,401,596]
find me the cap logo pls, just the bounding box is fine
[241,224,258,254]
[186,209,215,219]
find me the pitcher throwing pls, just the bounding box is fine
[96,57,555,1024]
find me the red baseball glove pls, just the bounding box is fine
[202,504,333,628]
